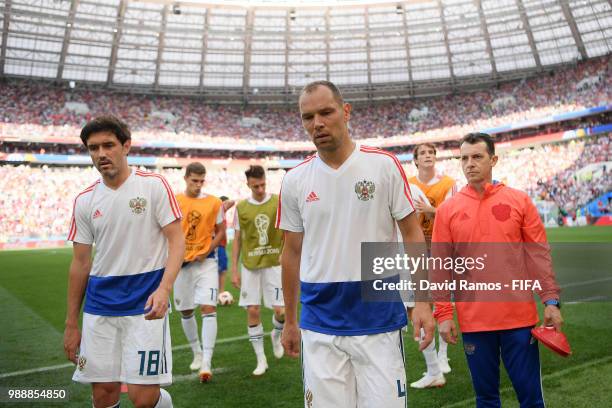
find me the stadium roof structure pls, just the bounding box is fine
[1,0,611,103]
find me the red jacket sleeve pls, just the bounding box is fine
[521,195,561,302]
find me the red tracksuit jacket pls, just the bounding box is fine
[432,182,560,332]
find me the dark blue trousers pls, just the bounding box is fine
[462,327,545,408]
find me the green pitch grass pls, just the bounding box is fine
[0,226,611,407]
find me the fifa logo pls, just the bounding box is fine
[254,214,270,246]
[187,210,201,241]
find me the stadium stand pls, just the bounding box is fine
[0,56,609,145]
[1,134,609,244]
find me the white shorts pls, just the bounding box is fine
[238,265,284,308]
[301,329,407,408]
[173,258,218,311]
[73,313,172,385]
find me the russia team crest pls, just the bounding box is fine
[129,197,147,214]
[78,355,87,371]
[355,179,375,201]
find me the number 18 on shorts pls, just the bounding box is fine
[73,313,172,386]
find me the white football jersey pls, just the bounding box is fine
[68,169,181,316]
[276,144,415,335]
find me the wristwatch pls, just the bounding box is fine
[544,299,561,309]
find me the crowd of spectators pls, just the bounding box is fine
[0,57,609,146]
[431,135,611,217]
[1,135,609,242]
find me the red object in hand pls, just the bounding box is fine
[531,326,572,357]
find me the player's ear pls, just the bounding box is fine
[343,102,351,123]
[490,154,498,168]
[123,139,131,155]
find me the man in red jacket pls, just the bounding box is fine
[432,133,563,408]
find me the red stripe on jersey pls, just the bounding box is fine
[275,155,316,228]
[68,181,100,241]
[135,171,182,219]
[359,146,415,208]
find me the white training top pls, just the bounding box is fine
[68,169,182,316]
[276,144,415,335]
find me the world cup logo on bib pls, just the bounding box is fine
[254,214,270,246]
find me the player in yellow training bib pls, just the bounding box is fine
[173,162,226,383]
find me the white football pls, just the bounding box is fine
[218,291,234,306]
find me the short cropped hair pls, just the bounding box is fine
[413,143,437,161]
[461,133,495,157]
[185,162,206,177]
[80,115,131,146]
[300,80,344,107]
[245,165,265,180]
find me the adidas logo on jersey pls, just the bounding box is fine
[93,209,103,219]
[306,191,320,202]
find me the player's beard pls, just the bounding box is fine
[313,135,339,152]
[97,160,119,179]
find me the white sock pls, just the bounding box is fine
[201,312,217,366]
[180,312,201,356]
[421,328,441,376]
[272,315,284,336]
[438,332,448,360]
[248,324,265,359]
[154,388,173,408]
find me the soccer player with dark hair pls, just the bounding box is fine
[65,115,185,408]
[433,132,563,407]
[172,162,226,383]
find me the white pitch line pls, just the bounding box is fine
[566,295,608,304]
[440,355,612,408]
[560,276,612,289]
[0,333,263,379]
[0,363,75,379]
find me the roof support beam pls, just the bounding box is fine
[107,0,127,85]
[154,5,168,88]
[559,0,588,60]
[475,0,497,78]
[516,0,542,69]
[364,6,372,91]
[199,9,210,90]
[400,3,413,92]
[57,0,79,80]
[1,0,12,74]
[325,8,330,81]
[242,8,254,101]
[284,9,290,94]
[437,0,456,86]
